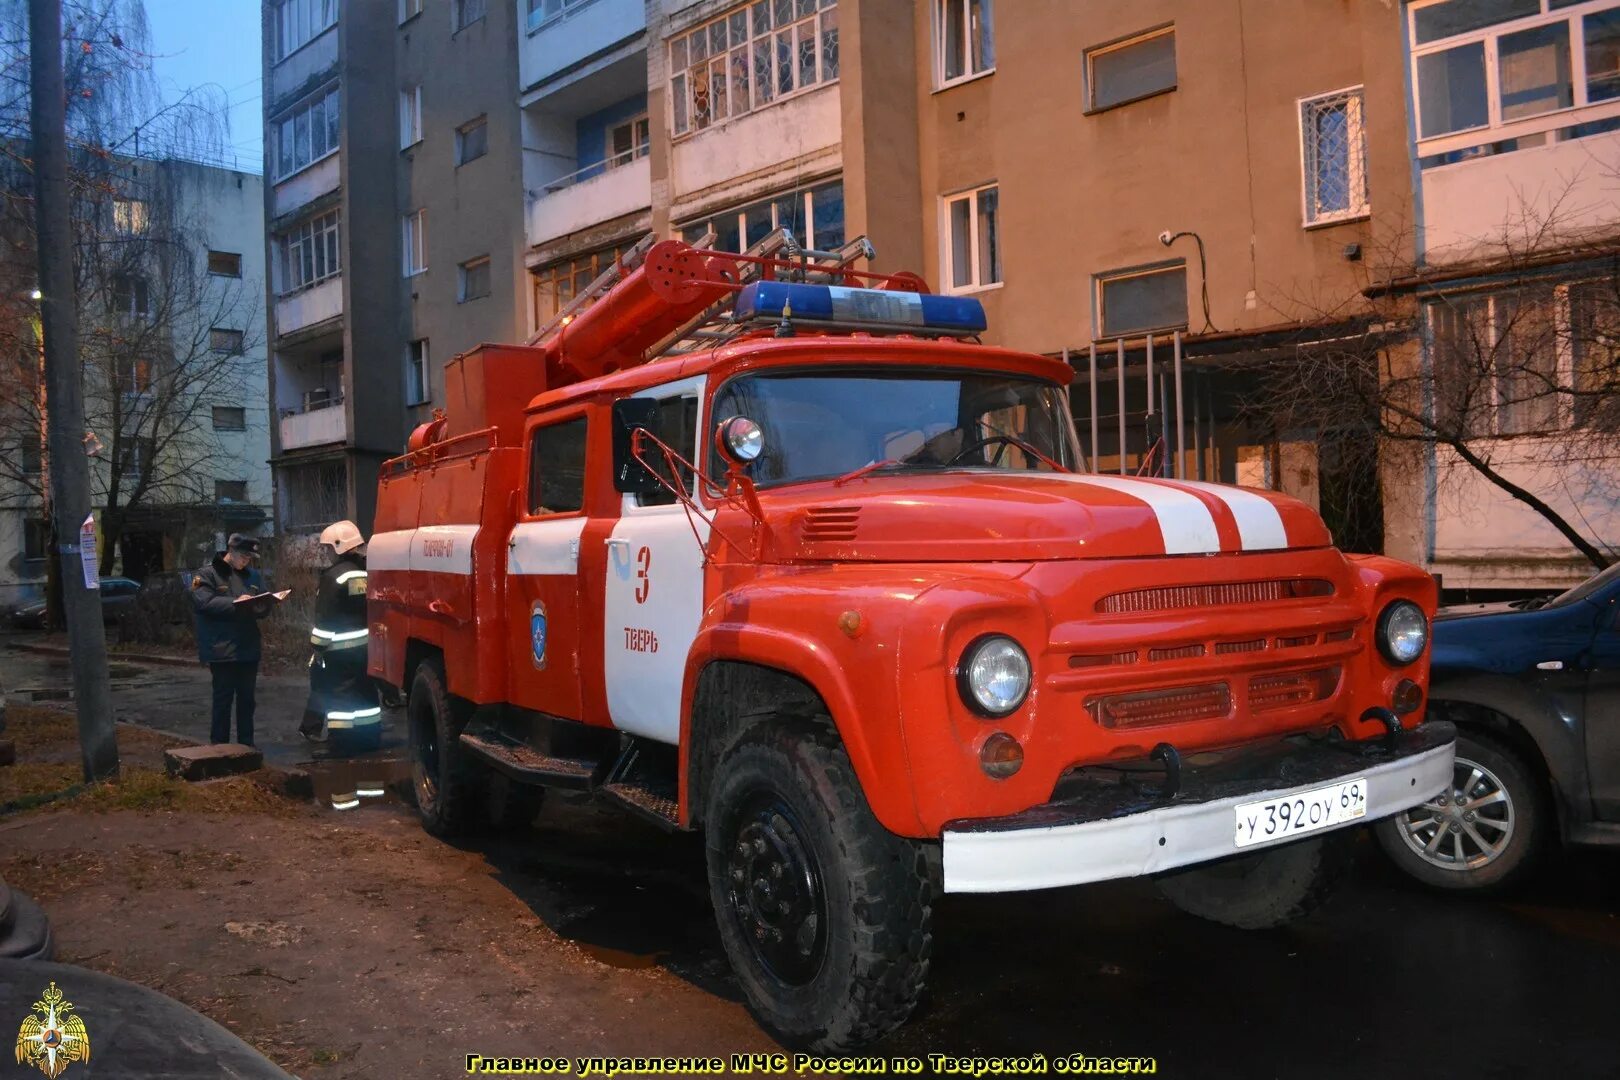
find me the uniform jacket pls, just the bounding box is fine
[313,553,368,637]
[191,554,269,664]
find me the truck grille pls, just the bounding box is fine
[1087,683,1233,728]
[1249,667,1341,712]
[1096,578,1333,614]
[802,506,861,542]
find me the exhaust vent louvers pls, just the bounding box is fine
[802,506,861,542]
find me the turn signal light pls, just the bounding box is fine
[979,733,1024,779]
[1393,678,1424,715]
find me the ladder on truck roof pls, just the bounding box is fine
[528,228,882,360]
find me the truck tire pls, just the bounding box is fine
[1156,833,1350,930]
[408,658,479,837]
[1372,729,1544,893]
[704,722,935,1052]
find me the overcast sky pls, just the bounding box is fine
[145,0,263,174]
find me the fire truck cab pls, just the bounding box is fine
[368,236,1454,1051]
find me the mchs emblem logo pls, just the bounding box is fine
[530,602,548,669]
[15,981,89,1078]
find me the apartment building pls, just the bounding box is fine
[262,0,524,538]
[0,156,271,607]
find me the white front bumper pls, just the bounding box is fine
[942,739,1453,893]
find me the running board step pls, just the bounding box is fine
[599,780,681,831]
[459,732,601,790]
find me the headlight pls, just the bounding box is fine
[1377,600,1428,666]
[958,635,1032,717]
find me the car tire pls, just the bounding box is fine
[407,658,480,838]
[1373,729,1544,893]
[1156,833,1351,930]
[704,722,935,1052]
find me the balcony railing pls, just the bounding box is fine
[279,392,346,451]
[527,153,650,247]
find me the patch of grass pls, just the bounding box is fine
[74,769,301,817]
[0,760,81,806]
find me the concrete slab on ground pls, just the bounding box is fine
[164,743,264,781]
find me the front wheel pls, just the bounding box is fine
[407,658,479,837]
[704,723,936,1052]
[1373,730,1544,892]
[1156,833,1351,930]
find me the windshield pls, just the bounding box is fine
[1544,561,1620,609]
[710,369,1081,488]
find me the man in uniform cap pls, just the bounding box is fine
[191,533,276,745]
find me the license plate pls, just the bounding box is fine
[1234,778,1367,848]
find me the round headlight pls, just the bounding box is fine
[958,635,1032,717]
[1377,600,1428,666]
[718,415,764,463]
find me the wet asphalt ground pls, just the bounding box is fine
[4,641,1618,1076]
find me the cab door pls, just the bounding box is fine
[600,377,707,745]
[506,412,589,721]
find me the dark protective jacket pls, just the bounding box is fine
[190,554,268,664]
[302,553,376,737]
[311,553,368,639]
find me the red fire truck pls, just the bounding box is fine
[368,235,1453,1051]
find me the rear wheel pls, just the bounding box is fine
[1156,833,1351,930]
[407,658,479,837]
[1374,730,1544,892]
[705,722,935,1052]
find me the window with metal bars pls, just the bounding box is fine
[1300,87,1369,226]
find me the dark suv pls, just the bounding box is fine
[1376,564,1620,890]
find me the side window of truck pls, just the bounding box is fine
[636,396,698,508]
[528,417,587,515]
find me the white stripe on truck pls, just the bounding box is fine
[1050,474,1222,554]
[508,517,588,576]
[368,525,479,575]
[1178,480,1290,550]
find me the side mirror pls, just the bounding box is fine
[611,397,662,495]
[715,415,764,467]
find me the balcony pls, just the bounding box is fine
[274,275,342,339]
[273,152,339,219]
[520,0,644,93]
[669,85,841,205]
[269,24,337,105]
[280,395,347,452]
[527,154,650,247]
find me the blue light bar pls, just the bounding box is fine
[734,280,987,334]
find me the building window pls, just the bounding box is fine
[459,256,492,302]
[1086,25,1177,112]
[606,114,651,168]
[669,0,840,138]
[400,0,423,23]
[112,197,148,235]
[212,406,247,431]
[678,179,845,253]
[400,85,423,149]
[274,0,336,61]
[942,183,1000,292]
[24,518,48,562]
[207,250,242,277]
[215,480,249,503]
[116,357,154,397]
[1097,262,1188,339]
[209,328,245,354]
[456,116,488,165]
[1300,87,1370,226]
[453,0,487,31]
[406,340,430,406]
[20,437,42,476]
[1430,290,1563,436]
[1411,0,1620,150]
[528,417,587,515]
[532,243,636,328]
[527,0,590,31]
[934,0,994,87]
[279,210,341,293]
[1569,279,1620,427]
[273,85,340,180]
[111,273,150,319]
[403,210,427,277]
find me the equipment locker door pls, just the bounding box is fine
[506,413,589,720]
[600,377,708,744]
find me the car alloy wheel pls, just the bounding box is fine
[1394,754,1515,871]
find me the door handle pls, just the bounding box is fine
[605,538,631,550]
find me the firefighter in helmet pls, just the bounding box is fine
[299,520,380,747]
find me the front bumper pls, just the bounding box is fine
[942,721,1455,893]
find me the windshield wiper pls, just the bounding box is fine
[832,458,910,487]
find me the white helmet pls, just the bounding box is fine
[318,519,366,556]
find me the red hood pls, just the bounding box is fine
[757,472,1334,562]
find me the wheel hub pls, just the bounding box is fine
[725,797,826,985]
[1396,755,1514,871]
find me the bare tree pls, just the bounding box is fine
[1246,216,1620,573]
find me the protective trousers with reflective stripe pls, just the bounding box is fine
[301,643,380,739]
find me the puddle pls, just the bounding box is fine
[300,753,413,811]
